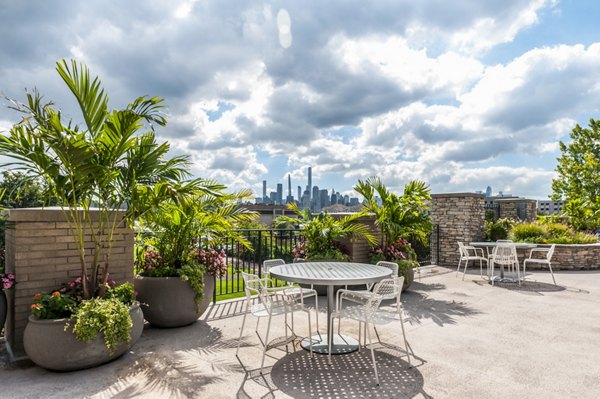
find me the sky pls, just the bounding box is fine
[1,0,599,200]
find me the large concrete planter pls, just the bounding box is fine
[402,267,415,292]
[23,302,144,371]
[134,274,214,328]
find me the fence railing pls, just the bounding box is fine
[212,227,437,301]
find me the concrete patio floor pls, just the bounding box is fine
[2,266,600,398]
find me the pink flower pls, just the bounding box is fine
[69,282,75,288]
[134,291,139,297]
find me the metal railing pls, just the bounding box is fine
[210,227,437,301]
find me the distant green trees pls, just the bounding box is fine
[552,118,600,230]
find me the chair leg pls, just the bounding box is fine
[260,313,273,374]
[365,322,379,385]
[547,262,557,285]
[328,315,335,365]
[314,293,320,333]
[456,258,463,277]
[462,259,469,281]
[399,313,412,366]
[306,310,313,359]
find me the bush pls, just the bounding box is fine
[509,222,599,244]
[484,218,515,241]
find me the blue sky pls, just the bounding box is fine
[1,0,599,200]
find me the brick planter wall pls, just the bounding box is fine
[331,214,381,263]
[430,193,485,268]
[4,208,134,359]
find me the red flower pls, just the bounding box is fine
[51,291,60,297]
[34,293,42,299]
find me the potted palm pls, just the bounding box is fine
[134,189,257,327]
[354,177,432,291]
[0,59,200,370]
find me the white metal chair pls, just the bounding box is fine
[457,242,488,280]
[330,278,407,385]
[236,272,313,373]
[523,244,557,285]
[489,242,521,285]
[263,259,320,332]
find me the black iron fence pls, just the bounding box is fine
[211,227,438,301]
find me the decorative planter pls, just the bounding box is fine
[0,290,6,334]
[134,274,214,328]
[23,302,144,371]
[402,267,415,292]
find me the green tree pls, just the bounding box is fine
[0,59,207,299]
[354,177,433,247]
[551,119,600,230]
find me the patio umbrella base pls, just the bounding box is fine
[300,334,359,355]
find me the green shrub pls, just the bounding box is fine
[484,218,515,241]
[511,223,546,241]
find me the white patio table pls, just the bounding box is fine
[469,242,537,282]
[269,261,392,355]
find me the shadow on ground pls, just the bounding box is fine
[235,344,430,399]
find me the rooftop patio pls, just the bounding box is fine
[2,266,599,398]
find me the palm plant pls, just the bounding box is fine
[0,59,210,300]
[354,177,433,248]
[274,202,376,260]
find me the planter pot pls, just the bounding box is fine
[402,267,415,292]
[23,302,144,371]
[134,274,214,328]
[0,290,6,334]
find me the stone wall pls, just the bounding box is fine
[525,244,600,270]
[430,193,485,268]
[4,208,134,358]
[497,198,537,221]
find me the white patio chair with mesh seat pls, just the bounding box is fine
[341,260,399,294]
[329,278,402,386]
[263,259,320,332]
[489,242,521,285]
[336,274,413,365]
[523,244,557,285]
[236,272,313,374]
[457,241,489,280]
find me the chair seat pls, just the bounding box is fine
[250,301,305,317]
[282,286,317,298]
[523,258,549,264]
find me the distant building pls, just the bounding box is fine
[537,200,564,215]
[276,183,283,205]
[485,186,492,197]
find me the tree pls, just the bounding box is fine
[551,118,600,230]
[354,177,432,247]
[0,59,210,299]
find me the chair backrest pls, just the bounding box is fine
[457,241,466,256]
[240,271,284,312]
[241,272,263,301]
[263,259,285,274]
[492,242,516,265]
[376,260,399,277]
[363,278,396,316]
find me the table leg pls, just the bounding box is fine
[300,285,359,354]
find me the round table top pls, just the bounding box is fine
[469,241,537,248]
[269,261,393,286]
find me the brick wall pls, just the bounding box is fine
[497,198,537,221]
[331,214,381,263]
[4,208,134,358]
[430,193,485,268]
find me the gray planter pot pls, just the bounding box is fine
[0,290,6,335]
[23,302,144,371]
[134,274,214,328]
[402,267,415,292]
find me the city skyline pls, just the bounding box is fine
[2,2,599,200]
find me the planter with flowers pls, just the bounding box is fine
[24,279,143,371]
[135,189,256,328]
[0,60,201,370]
[355,177,433,292]
[1,272,16,334]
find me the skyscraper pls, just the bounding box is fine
[262,180,267,200]
[297,186,302,203]
[288,174,292,197]
[276,183,283,205]
[307,167,312,201]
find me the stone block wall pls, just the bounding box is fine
[497,198,537,221]
[528,244,600,270]
[430,193,485,268]
[4,208,134,358]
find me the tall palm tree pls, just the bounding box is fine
[0,59,212,299]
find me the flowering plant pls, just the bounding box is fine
[192,248,228,277]
[1,272,16,290]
